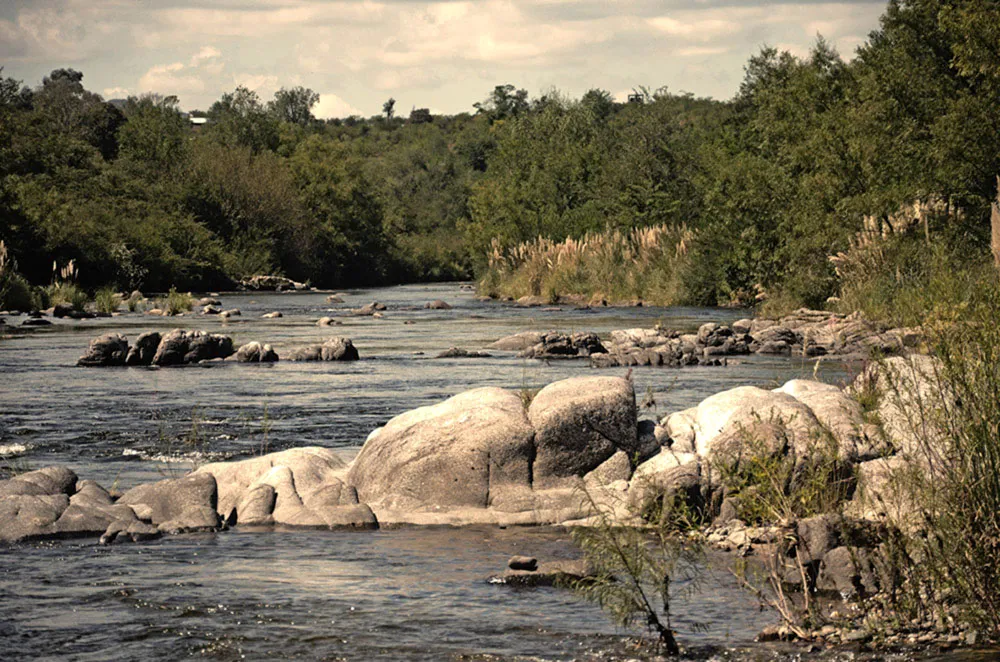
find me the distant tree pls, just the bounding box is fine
[580,88,616,120]
[208,86,280,153]
[0,68,32,111]
[473,84,529,122]
[409,107,432,124]
[118,93,188,169]
[32,68,123,159]
[383,97,396,121]
[269,86,319,126]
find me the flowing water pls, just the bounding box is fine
[0,283,890,661]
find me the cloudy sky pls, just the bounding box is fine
[1,0,886,118]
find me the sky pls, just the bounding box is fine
[0,0,886,119]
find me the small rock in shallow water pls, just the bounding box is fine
[490,559,592,587]
[507,555,538,571]
[434,347,490,359]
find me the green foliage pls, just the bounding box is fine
[2,0,999,304]
[571,486,705,654]
[712,417,854,525]
[157,287,193,315]
[268,86,319,126]
[869,273,1000,636]
[117,94,188,170]
[0,239,40,311]
[93,287,120,314]
[45,281,88,311]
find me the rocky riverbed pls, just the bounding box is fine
[0,284,982,660]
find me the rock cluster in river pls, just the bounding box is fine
[492,309,921,368]
[77,331,363,365]
[77,330,236,366]
[6,357,931,549]
[239,275,309,291]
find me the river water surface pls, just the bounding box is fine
[1,283,880,661]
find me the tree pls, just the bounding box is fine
[382,97,396,121]
[473,84,529,122]
[409,107,432,124]
[117,94,188,169]
[31,68,123,159]
[269,86,319,126]
[207,86,280,153]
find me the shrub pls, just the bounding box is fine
[570,485,704,655]
[870,274,1000,636]
[480,224,694,305]
[157,287,193,315]
[125,291,144,312]
[93,287,121,314]
[45,281,89,311]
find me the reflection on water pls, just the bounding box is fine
[0,283,868,660]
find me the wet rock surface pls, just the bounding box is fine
[286,337,359,361]
[491,309,920,369]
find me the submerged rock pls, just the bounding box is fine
[352,302,386,316]
[239,275,308,291]
[435,347,490,359]
[424,300,452,310]
[286,337,359,361]
[235,341,279,363]
[489,559,594,587]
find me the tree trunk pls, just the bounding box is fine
[992,176,1000,268]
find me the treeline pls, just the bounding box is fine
[2,0,999,313]
[0,72,490,298]
[472,0,1000,310]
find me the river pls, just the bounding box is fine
[0,282,893,661]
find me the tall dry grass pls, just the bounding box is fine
[479,224,695,304]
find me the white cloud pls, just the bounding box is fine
[138,61,206,95]
[0,0,888,113]
[648,16,740,40]
[103,86,129,98]
[190,46,221,65]
[314,93,363,119]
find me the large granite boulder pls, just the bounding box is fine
[348,388,535,514]
[773,380,864,461]
[0,466,76,497]
[117,473,220,532]
[527,376,638,488]
[235,341,279,363]
[489,331,546,351]
[195,448,373,529]
[76,333,129,367]
[0,468,146,543]
[660,386,826,460]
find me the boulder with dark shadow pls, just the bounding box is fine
[77,333,130,367]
